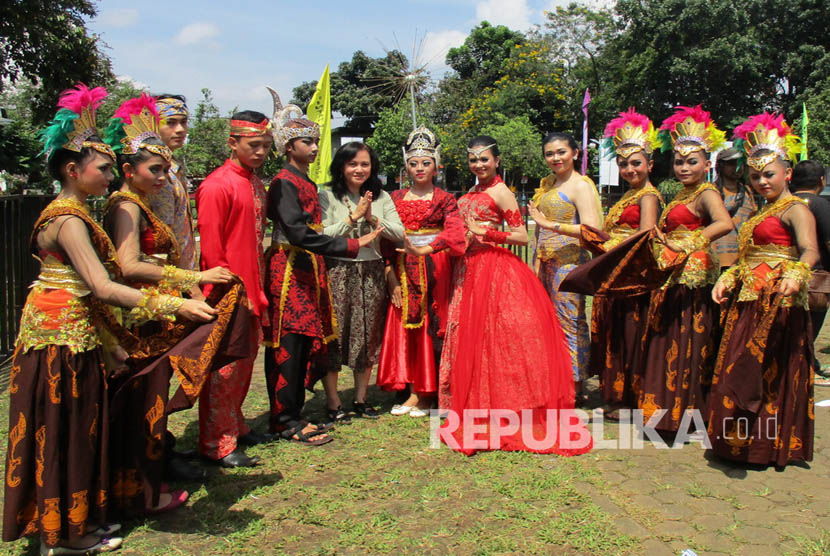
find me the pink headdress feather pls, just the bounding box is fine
[113,92,160,124]
[604,107,651,137]
[57,83,108,115]
[657,104,725,153]
[733,112,801,169]
[733,112,791,140]
[658,105,712,131]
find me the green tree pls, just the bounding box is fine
[0,0,114,123]
[292,50,414,131]
[446,22,525,86]
[178,89,229,179]
[482,115,548,188]
[541,3,619,136]
[366,97,422,186]
[98,79,146,123]
[0,81,46,186]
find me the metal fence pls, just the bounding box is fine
[1,195,56,359]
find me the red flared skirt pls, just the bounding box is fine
[438,244,593,456]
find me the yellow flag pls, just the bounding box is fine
[307,65,332,185]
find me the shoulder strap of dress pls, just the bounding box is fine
[31,199,120,274]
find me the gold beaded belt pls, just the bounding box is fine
[34,261,90,296]
[743,243,798,268]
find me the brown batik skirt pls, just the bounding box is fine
[707,299,814,466]
[590,293,651,407]
[325,258,388,372]
[637,284,718,432]
[3,345,109,547]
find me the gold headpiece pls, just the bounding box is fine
[39,83,115,162]
[602,108,660,159]
[105,94,173,162]
[733,113,802,171]
[403,125,441,167]
[658,105,725,155]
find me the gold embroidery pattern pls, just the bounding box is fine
[16,286,101,354]
[640,393,661,423]
[35,425,46,487]
[6,412,26,488]
[604,184,664,249]
[398,254,428,329]
[41,497,61,546]
[46,346,61,404]
[665,340,678,392]
[724,419,752,455]
[67,490,88,527]
[112,469,143,500]
[145,395,165,461]
[17,500,38,535]
[167,283,241,406]
[105,191,181,267]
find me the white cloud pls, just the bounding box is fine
[174,22,220,46]
[421,30,467,73]
[96,8,139,28]
[115,74,148,90]
[475,0,532,31]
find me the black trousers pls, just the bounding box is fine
[265,333,311,430]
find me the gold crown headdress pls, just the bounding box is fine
[733,112,802,171]
[658,105,726,156]
[38,83,115,162]
[267,86,320,154]
[103,93,173,162]
[602,108,661,159]
[403,125,441,167]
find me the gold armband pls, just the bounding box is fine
[781,260,812,289]
[160,265,202,292]
[127,287,186,326]
[673,229,710,254]
[716,265,739,292]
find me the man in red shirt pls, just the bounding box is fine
[196,111,273,467]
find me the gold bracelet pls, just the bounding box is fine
[126,287,186,325]
[160,265,202,293]
[781,260,812,288]
[716,265,739,291]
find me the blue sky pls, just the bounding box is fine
[86,0,591,123]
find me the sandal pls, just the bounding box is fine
[275,420,333,446]
[353,402,380,419]
[326,406,352,425]
[40,535,122,555]
[148,489,188,514]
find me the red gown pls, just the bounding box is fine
[437,177,592,456]
[377,187,465,394]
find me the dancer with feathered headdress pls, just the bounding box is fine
[629,105,734,433]
[2,84,195,555]
[708,112,817,466]
[587,109,665,418]
[102,94,251,512]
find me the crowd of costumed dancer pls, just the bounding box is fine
[562,105,817,468]
[0,81,821,555]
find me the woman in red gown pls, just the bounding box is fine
[436,136,592,456]
[377,126,465,416]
